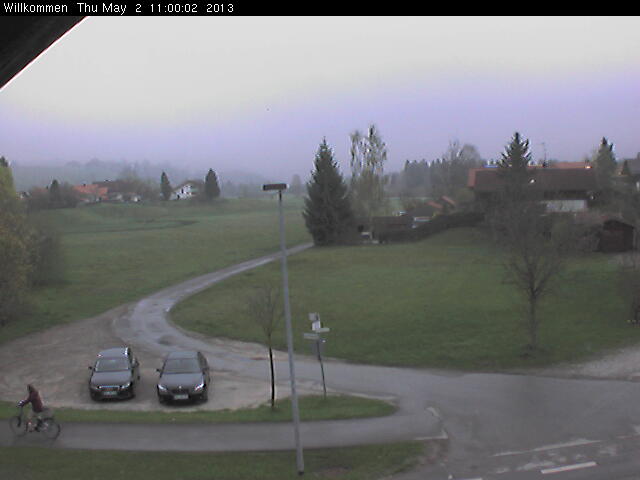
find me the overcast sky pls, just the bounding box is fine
[1,16,639,180]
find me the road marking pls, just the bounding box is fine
[493,438,601,457]
[540,461,597,474]
[427,406,442,420]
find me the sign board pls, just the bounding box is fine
[262,183,288,191]
[314,327,330,333]
[303,332,320,341]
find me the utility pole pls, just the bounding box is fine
[262,183,304,475]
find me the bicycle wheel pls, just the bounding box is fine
[9,416,27,436]
[40,418,61,439]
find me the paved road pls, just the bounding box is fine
[5,244,640,480]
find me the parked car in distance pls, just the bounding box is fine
[156,351,210,404]
[88,347,140,400]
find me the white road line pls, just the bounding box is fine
[540,461,597,474]
[493,438,601,457]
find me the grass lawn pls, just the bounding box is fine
[0,395,395,423]
[0,442,423,480]
[0,197,310,345]
[172,227,636,370]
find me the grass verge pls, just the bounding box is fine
[172,227,635,370]
[0,395,395,423]
[0,442,423,480]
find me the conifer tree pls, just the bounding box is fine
[497,132,533,201]
[160,171,172,201]
[290,174,303,196]
[303,139,354,245]
[49,179,61,207]
[594,137,616,190]
[204,169,221,200]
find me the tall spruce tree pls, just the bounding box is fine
[160,171,172,201]
[290,174,303,196]
[49,179,61,207]
[204,169,221,200]
[497,132,532,201]
[594,137,616,191]
[303,139,354,245]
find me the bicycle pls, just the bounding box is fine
[9,405,61,440]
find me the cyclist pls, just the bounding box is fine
[17,384,45,431]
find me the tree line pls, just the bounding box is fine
[303,125,484,246]
[0,157,64,327]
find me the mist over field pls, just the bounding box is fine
[1,16,639,186]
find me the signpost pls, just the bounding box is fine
[304,313,329,399]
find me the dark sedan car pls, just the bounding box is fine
[156,351,210,403]
[88,347,140,400]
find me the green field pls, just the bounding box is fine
[0,442,423,480]
[172,227,634,369]
[0,395,395,423]
[0,197,310,345]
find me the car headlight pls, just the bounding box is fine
[120,382,131,390]
[157,384,168,392]
[193,381,205,392]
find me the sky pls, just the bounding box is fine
[1,16,639,182]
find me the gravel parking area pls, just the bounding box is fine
[0,304,304,412]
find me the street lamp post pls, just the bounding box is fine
[262,183,304,475]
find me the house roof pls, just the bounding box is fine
[74,184,108,198]
[551,161,593,169]
[0,17,84,89]
[468,167,597,193]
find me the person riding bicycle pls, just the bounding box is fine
[17,384,45,431]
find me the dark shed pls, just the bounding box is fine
[600,219,635,253]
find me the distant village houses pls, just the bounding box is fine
[170,180,203,200]
[73,180,143,204]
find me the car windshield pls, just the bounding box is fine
[94,357,129,372]
[163,358,200,374]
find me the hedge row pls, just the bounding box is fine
[377,212,485,243]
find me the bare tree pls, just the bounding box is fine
[492,201,581,350]
[491,132,589,350]
[246,284,282,409]
[350,125,388,227]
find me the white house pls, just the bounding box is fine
[171,181,201,200]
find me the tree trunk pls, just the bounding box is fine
[269,346,276,409]
[528,297,538,349]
